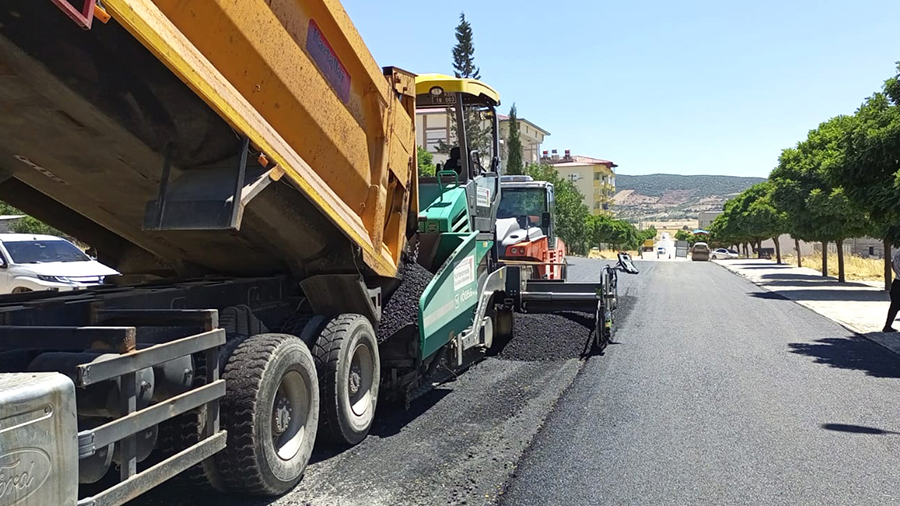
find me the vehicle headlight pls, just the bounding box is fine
[37,275,73,284]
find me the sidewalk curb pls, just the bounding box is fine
[712,260,900,358]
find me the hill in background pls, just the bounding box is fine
[612,173,766,222]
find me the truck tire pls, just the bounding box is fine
[216,333,318,495]
[154,334,247,491]
[312,314,380,446]
[155,306,268,490]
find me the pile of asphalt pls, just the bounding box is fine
[376,261,435,343]
[496,311,596,361]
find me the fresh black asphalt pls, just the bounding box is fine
[502,258,900,505]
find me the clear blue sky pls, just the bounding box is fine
[342,0,899,178]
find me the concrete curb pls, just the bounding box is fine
[712,260,900,358]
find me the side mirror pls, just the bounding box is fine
[469,150,482,174]
[491,156,501,173]
[617,252,639,274]
[541,212,551,229]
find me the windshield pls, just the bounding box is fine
[497,188,547,220]
[417,100,498,177]
[4,240,90,264]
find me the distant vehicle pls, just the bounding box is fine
[711,248,739,260]
[0,234,119,294]
[642,239,655,253]
[691,242,711,261]
[657,246,666,258]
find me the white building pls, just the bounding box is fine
[698,210,723,230]
[415,110,549,172]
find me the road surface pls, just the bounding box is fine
[503,257,900,505]
[131,257,900,505]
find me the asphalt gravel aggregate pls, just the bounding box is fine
[495,311,596,361]
[376,261,434,342]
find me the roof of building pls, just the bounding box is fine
[546,154,618,168]
[498,115,551,136]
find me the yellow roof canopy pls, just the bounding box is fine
[415,74,500,106]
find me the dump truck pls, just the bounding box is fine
[0,1,505,504]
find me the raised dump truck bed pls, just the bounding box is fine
[0,0,417,280]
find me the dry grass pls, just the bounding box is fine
[780,252,885,281]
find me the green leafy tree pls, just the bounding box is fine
[675,230,694,244]
[452,13,480,80]
[770,147,823,268]
[437,13,492,162]
[830,64,900,289]
[524,163,590,254]
[588,215,642,251]
[742,183,788,264]
[773,115,872,280]
[710,194,750,252]
[11,216,62,236]
[639,226,658,243]
[0,200,62,237]
[417,146,436,177]
[505,103,524,175]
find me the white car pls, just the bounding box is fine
[711,248,739,260]
[0,234,119,294]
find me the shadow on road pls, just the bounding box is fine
[821,423,900,435]
[759,279,875,289]
[747,288,887,303]
[748,291,788,300]
[760,272,844,282]
[788,336,900,379]
[765,289,886,302]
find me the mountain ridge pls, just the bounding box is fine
[611,173,766,222]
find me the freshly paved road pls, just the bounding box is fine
[503,257,900,505]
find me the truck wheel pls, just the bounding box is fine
[312,314,380,446]
[154,334,248,491]
[216,333,318,495]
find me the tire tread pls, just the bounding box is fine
[216,333,303,495]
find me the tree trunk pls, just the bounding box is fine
[756,240,763,259]
[836,239,845,283]
[886,238,893,292]
[821,242,828,277]
[773,237,782,264]
[795,238,802,268]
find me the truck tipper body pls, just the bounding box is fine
[0,0,416,281]
[0,1,503,504]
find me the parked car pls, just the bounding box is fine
[691,242,711,261]
[711,248,739,260]
[0,234,119,294]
